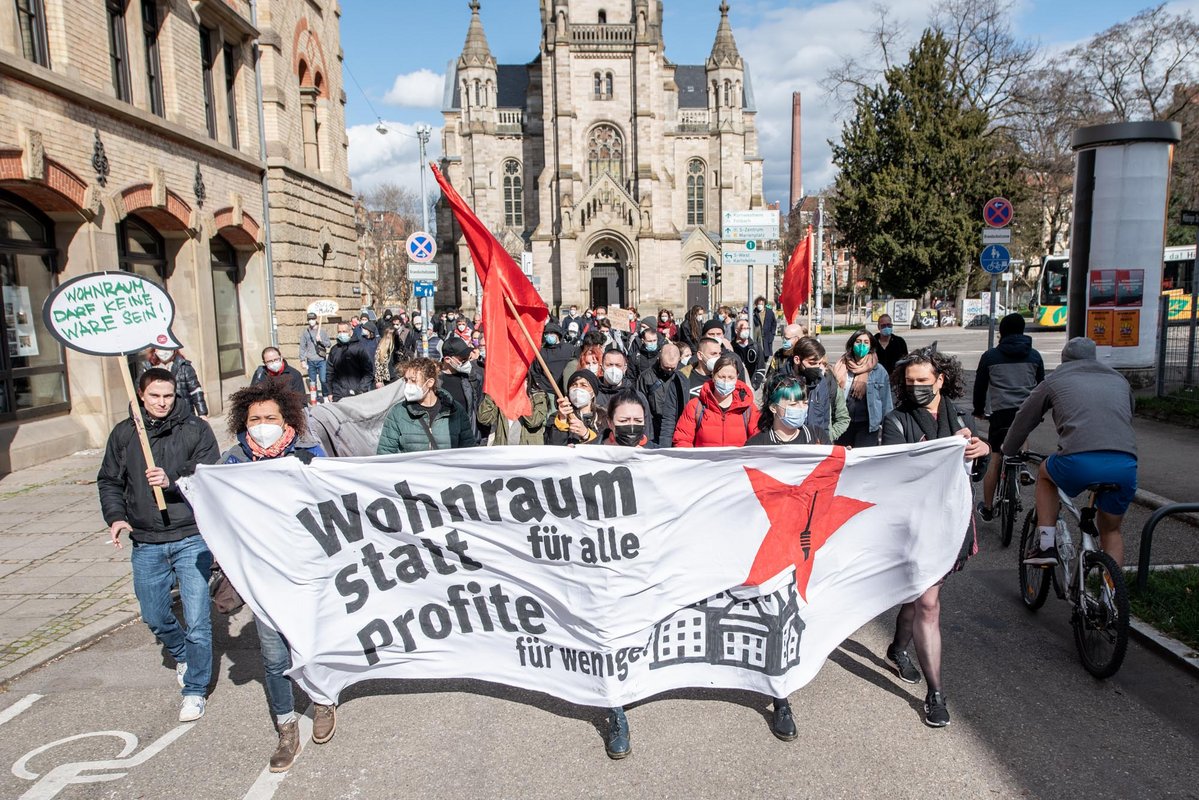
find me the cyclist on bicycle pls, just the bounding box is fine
[973,314,1044,521]
[1002,337,1137,567]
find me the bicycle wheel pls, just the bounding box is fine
[1017,509,1050,610]
[999,467,1018,548]
[1071,550,1130,678]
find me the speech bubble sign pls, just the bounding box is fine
[307,299,339,317]
[41,271,182,356]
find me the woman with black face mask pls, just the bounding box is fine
[791,337,849,442]
[879,348,989,730]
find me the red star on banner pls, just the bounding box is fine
[744,447,874,602]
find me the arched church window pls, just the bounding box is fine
[502,160,523,228]
[723,80,732,107]
[605,72,614,97]
[587,124,624,184]
[598,9,607,24]
[686,159,705,226]
[594,72,603,98]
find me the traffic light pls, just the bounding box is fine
[713,263,723,285]
[700,272,709,286]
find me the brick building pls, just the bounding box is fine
[437,0,767,316]
[0,0,354,471]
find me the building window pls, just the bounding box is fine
[605,72,613,97]
[118,215,168,281]
[598,9,606,23]
[223,44,239,149]
[593,72,602,98]
[210,236,244,379]
[723,79,732,108]
[300,86,320,170]
[587,124,624,184]
[0,192,67,421]
[503,160,523,228]
[14,0,49,67]
[107,0,132,102]
[142,0,164,117]
[200,27,217,138]
[686,159,705,226]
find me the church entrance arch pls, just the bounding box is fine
[585,236,629,309]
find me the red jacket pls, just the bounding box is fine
[672,380,760,447]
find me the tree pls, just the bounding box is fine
[830,31,1021,298]
[356,183,425,308]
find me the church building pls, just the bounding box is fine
[437,0,766,315]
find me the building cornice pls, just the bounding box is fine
[265,158,354,200]
[0,52,263,174]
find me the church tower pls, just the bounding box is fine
[706,1,744,129]
[458,0,498,132]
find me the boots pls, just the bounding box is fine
[269,720,300,773]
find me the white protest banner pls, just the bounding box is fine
[180,440,971,708]
[41,272,181,356]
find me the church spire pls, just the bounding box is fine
[459,1,496,70]
[708,2,742,69]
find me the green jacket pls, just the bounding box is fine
[377,389,472,454]
[476,391,551,445]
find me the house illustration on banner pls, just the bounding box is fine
[648,580,805,676]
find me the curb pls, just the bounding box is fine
[0,611,140,690]
[1132,489,1199,528]
[1129,616,1199,676]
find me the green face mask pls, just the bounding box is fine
[852,342,871,359]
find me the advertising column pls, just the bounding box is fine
[1068,121,1181,385]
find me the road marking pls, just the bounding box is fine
[241,704,315,800]
[0,694,42,729]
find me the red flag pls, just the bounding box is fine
[431,164,548,420]
[781,228,812,324]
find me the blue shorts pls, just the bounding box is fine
[1045,451,1138,515]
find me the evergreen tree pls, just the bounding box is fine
[830,31,1019,297]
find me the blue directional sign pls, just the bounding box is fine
[405,231,437,264]
[413,280,436,298]
[980,244,1011,274]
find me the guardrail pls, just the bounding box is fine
[1135,502,1199,592]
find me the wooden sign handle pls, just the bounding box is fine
[117,358,167,511]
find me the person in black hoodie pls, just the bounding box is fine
[439,336,483,445]
[326,322,374,401]
[636,343,688,447]
[530,320,577,394]
[97,367,220,723]
[973,314,1044,520]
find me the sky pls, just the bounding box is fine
[340,0,1198,208]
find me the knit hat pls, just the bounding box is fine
[702,319,725,336]
[1061,336,1097,362]
[565,368,600,397]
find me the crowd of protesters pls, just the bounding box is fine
[106,301,1106,769]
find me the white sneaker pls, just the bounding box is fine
[179,696,206,722]
[176,662,188,688]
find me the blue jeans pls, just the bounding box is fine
[253,614,295,719]
[130,535,213,697]
[307,358,329,398]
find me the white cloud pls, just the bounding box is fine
[382,69,446,108]
[347,121,444,198]
[738,0,939,208]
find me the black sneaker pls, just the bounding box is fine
[924,691,950,727]
[976,501,995,522]
[771,698,797,741]
[1022,545,1059,566]
[886,644,922,684]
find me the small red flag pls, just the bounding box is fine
[781,228,812,324]
[431,164,548,420]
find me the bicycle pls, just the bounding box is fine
[1015,452,1130,678]
[992,453,1036,548]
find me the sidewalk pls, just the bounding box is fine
[1,410,1196,689]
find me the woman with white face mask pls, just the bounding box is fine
[747,377,830,446]
[218,380,335,773]
[141,345,209,419]
[546,369,607,446]
[376,357,473,454]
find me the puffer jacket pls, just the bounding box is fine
[672,379,760,447]
[97,400,220,543]
[377,389,473,454]
[138,356,208,416]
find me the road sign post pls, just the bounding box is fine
[981,196,1013,347]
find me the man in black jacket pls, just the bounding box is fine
[251,347,307,401]
[327,322,374,401]
[440,336,483,445]
[529,320,577,394]
[97,368,220,723]
[637,343,688,447]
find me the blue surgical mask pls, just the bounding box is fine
[545,334,559,346]
[880,326,894,337]
[337,333,351,344]
[714,379,736,397]
[781,405,808,429]
[644,341,659,352]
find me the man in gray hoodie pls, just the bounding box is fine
[1002,337,1137,567]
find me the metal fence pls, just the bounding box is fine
[1156,293,1199,409]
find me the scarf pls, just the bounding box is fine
[910,396,956,442]
[246,424,297,460]
[833,352,878,400]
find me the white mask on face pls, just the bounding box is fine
[603,366,625,385]
[738,329,751,340]
[265,359,283,373]
[154,348,176,362]
[704,355,718,372]
[247,423,284,448]
[454,359,473,375]
[403,381,426,402]
[308,319,318,327]
[569,387,593,408]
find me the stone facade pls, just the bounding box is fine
[437,0,767,317]
[0,0,354,471]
